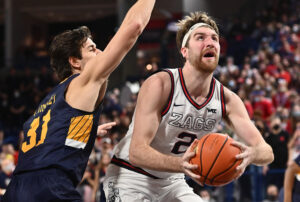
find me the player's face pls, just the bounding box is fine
[80,38,101,70]
[184,27,220,73]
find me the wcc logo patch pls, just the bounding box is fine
[207,108,217,113]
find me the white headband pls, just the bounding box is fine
[181,22,214,48]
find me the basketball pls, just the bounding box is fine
[190,133,242,186]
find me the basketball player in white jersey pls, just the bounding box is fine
[104,12,274,202]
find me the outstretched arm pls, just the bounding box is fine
[224,88,274,174]
[67,0,156,111]
[128,72,200,180]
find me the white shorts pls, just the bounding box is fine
[103,166,202,202]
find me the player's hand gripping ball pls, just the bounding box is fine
[190,133,242,186]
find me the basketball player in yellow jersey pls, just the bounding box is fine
[104,12,274,201]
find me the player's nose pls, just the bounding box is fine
[204,38,215,48]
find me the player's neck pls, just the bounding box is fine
[182,64,213,99]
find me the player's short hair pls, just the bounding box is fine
[49,26,92,81]
[176,12,219,50]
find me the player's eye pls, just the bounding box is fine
[197,35,204,40]
[212,36,219,42]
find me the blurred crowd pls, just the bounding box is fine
[0,0,300,201]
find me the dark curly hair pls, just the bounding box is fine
[49,26,92,81]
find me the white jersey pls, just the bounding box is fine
[107,68,226,179]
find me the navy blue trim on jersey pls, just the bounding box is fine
[178,68,215,110]
[220,84,226,118]
[161,69,175,116]
[111,156,160,179]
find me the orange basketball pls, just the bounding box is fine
[190,133,242,186]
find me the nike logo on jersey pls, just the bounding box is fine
[207,108,217,113]
[174,103,185,107]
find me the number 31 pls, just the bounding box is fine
[22,110,51,153]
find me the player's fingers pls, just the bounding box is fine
[231,141,246,151]
[187,139,198,153]
[236,160,248,171]
[183,161,198,170]
[98,122,117,130]
[183,151,196,161]
[97,130,108,136]
[235,152,248,159]
[185,170,201,180]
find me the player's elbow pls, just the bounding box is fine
[125,19,145,39]
[266,144,274,164]
[129,144,141,166]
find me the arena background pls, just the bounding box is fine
[0,0,299,201]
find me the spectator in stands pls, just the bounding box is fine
[199,189,216,202]
[264,116,290,190]
[0,154,15,196]
[263,184,279,202]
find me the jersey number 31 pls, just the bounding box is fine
[22,110,51,153]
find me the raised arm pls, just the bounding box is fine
[128,72,200,180]
[67,0,156,111]
[224,88,274,171]
[84,0,156,82]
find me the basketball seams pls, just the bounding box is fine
[200,134,211,177]
[203,135,229,185]
[191,133,242,186]
[210,153,241,185]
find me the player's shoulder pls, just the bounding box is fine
[222,86,240,104]
[142,70,173,91]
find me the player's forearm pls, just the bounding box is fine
[252,142,274,165]
[122,0,155,32]
[129,144,182,173]
[90,0,156,82]
[283,167,295,202]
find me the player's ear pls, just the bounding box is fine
[68,57,81,70]
[181,47,188,58]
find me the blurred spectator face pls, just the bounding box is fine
[101,153,111,167]
[0,155,15,175]
[101,138,112,151]
[2,144,15,155]
[292,105,300,121]
[199,189,211,202]
[266,184,278,201]
[252,90,264,102]
[281,108,289,120]
[120,115,130,128]
[278,79,287,93]
[273,54,281,64]
[270,117,282,134]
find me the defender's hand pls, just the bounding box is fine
[97,122,116,136]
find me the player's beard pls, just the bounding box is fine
[188,48,218,73]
